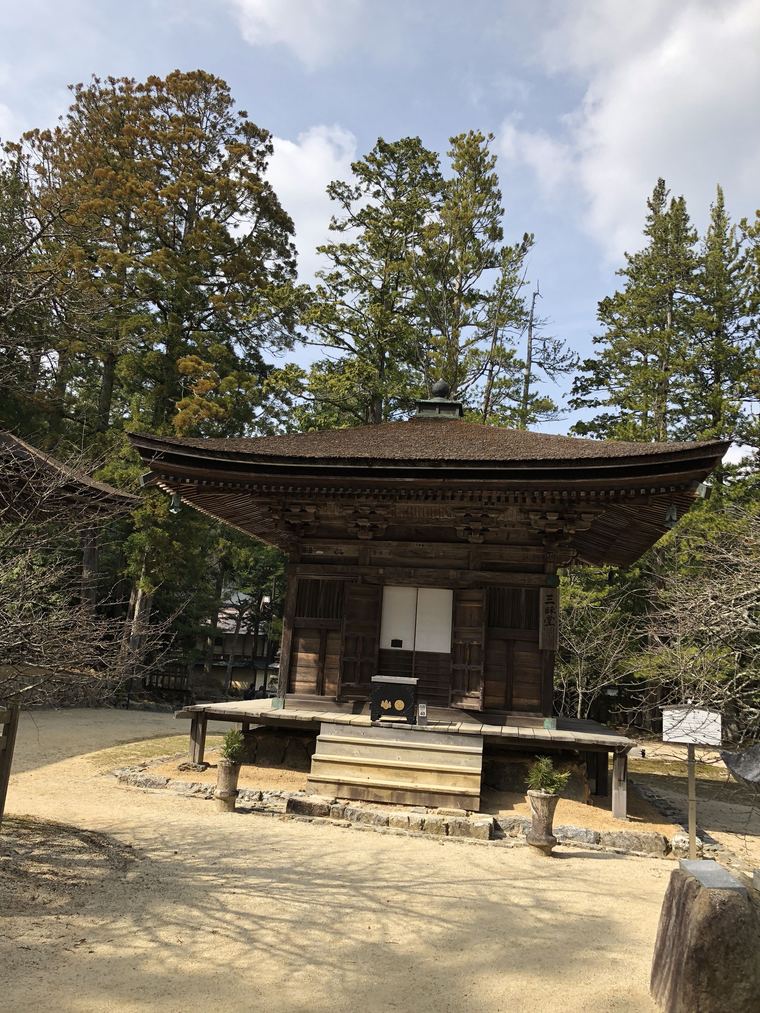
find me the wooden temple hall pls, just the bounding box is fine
[130,385,726,816]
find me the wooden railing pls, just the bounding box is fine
[142,672,190,695]
[0,704,20,828]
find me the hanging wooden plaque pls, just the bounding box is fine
[539,587,559,651]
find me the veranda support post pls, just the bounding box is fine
[612,748,629,820]
[189,711,208,765]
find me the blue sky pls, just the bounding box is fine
[1,1,759,433]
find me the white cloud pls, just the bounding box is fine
[226,0,363,69]
[498,116,573,196]
[269,125,357,279]
[536,0,760,258]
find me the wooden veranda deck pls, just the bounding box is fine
[177,697,634,818]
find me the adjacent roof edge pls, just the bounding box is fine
[0,431,139,504]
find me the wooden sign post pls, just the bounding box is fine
[0,705,20,829]
[662,705,722,859]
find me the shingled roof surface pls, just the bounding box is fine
[134,418,725,464]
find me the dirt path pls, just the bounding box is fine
[1,709,670,1012]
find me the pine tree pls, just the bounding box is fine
[572,179,697,441]
[680,186,754,442]
[302,136,441,426]
[410,130,533,413]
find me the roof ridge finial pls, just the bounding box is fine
[415,379,463,419]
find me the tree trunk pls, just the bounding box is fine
[223,608,244,698]
[519,286,540,430]
[96,350,117,433]
[81,528,99,606]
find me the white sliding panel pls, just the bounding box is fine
[379,586,417,650]
[414,588,453,654]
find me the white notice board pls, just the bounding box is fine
[662,706,722,747]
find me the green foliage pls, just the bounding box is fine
[526,757,571,795]
[572,178,756,445]
[220,729,245,764]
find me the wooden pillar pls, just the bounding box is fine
[189,712,208,765]
[612,749,628,820]
[276,568,298,701]
[539,584,559,717]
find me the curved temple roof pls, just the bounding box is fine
[131,418,726,469]
[129,420,729,567]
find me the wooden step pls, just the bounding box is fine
[307,720,483,810]
[318,732,481,756]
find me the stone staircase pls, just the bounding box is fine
[307,721,484,810]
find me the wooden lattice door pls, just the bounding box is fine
[338,583,381,700]
[451,588,485,708]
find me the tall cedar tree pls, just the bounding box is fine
[572,179,697,441]
[17,71,299,444]
[5,72,297,658]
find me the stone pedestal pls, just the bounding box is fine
[526,789,560,856]
[651,860,760,1012]
[214,759,241,813]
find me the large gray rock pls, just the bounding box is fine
[555,825,600,847]
[651,863,760,1012]
[599,829,669,857]
[670,833,704,859]
[495,815,530,838]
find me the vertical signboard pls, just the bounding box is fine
[539,586,559,651]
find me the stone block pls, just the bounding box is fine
[496,815,530,838]
[555,825,600,847]
[350,809,389,828]
[285,795,331,818]
[422,815,448,836]
[329,803,347,820]
[237,789,262,804]
[135,774,169,790]
[407,813,425,832]
[447,816,494,841]
[671,833,704,859]
[599,830,669,856]
[651,865,760,1012]
[437,807,467,817]
[388,813,410,831]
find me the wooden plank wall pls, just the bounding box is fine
[287,575,550,715]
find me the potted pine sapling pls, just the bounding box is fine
[525,756,571,856]
[215,729,245,813]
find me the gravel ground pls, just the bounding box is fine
[1,708,667,1012]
